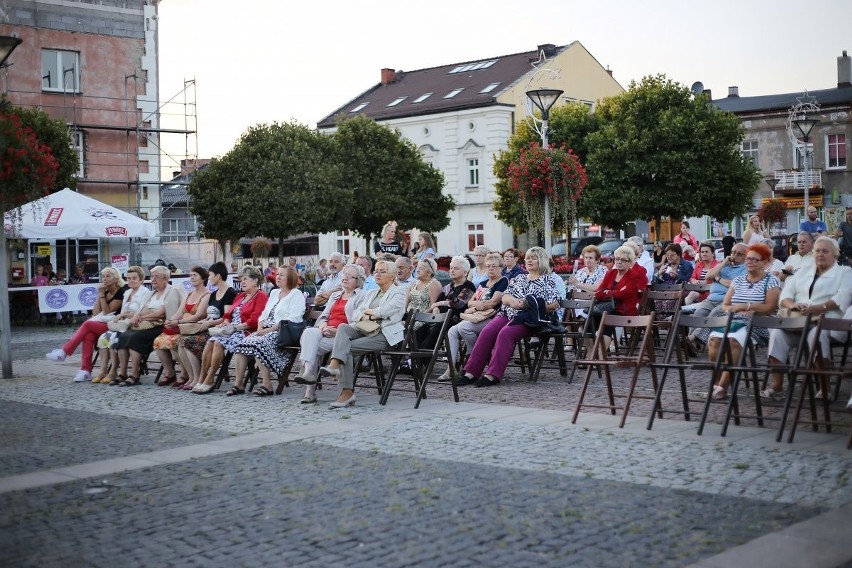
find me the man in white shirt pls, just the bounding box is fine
[395,256,416,287]
[627,236,654,283]
[313,252,345,306]
[781,232,815,281]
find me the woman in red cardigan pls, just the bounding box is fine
[592,245,648,350]
[195,265,268,390]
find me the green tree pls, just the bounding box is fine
[583,75,759,233]
[5,102,78,190]
[188,121,350,261]
[332,116,452,239]
[493,102,598,234]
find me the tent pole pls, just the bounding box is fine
[0,234,14,378]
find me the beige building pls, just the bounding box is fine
[316,41,624,257]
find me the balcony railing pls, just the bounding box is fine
[773,169,822,192]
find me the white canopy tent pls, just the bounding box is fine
[4,188,157,239]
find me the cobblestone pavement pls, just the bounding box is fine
[1,325,851,567]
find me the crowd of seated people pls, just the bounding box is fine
[44,225,852,413]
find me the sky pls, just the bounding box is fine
[156,0,852,164]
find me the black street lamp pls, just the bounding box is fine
[792,114,819,211]
[526,88,564,252]
[764,177,780,198]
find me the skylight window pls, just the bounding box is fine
[449,60,498,74]
[444,88,464,99]
[387,96,407,107]
[413,92,433,103]
[349,102,369,113]
[480,82,500,94]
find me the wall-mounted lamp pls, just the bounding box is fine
[0,36,22,68]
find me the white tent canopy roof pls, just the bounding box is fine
[3,188,157,239]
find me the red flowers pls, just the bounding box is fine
[1,113,58,209]
[506,142,587,231]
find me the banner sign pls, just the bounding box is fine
[111,254,129,272]
[762,195,824,208]
[36,245,51,256]
[38,284,100,313]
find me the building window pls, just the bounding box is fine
[444,88,464,99]
[141,186,149,200]
[349,102,368,113]
[387,96,407,107]
[467,223,485,250]
[413,93,432,103]
[70,130,84,178]
[826,134,847,169]
[42,49,80,93]
[741,140,759,166]
[336,230,351,256]
[467,158,480,187]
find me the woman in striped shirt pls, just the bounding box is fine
[701,243,781,400]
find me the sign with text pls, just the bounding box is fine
[36,245,51,256]
[111,254,129,272]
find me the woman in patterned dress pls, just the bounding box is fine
[179,262,236,391]
[568,245,608,293]
[406,257,442,329]
[194,266,268,391]
[226,266,306,397]
[458,247,559,388]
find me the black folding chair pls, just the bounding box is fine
[526,298,595,382]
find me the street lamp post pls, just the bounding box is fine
[792,114,819,212]
[764,177,780,198]
[526,88,564,253]
[0,35,21,379]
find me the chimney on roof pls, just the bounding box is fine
[381,68,396,85]
[606,65,612,77]
[838,50,851,88]
[728,86,739,97]
[537,43,557,57]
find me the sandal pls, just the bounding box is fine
[300,394,318,404]
[109,375,126,386]
[119,376,140,387]
[225,386,245,396]
[158,375,177,387]
[192,383,213,394]
[171,379,187,389]
[254,385,274,397]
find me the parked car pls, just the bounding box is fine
[551,236,603,261]
[597,239,626,261]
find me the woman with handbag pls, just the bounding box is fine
[318,259,406,408]
[94,266,150,384]
[762,237,850,400]
[293,264,367,403]
[178,262,236,392]
[112,265,182,386]
[437,253,507,382]
[698,243,781,400]
[45,267,127,383]
[152,266,211,388]
[194,265,268,392]
[457,247,558,388]
[418,256,476,349]
[591,245,648,352]
[222,266,305,397]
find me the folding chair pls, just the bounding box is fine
[379,311,457,408]
[719,314,813,438]
[648,311,735,431]
[651,282,684,293]
[269,308,322,394]
[636,289,683,352]
[526,298,594,383]
[782,316,852,445]
[571,313,658,428]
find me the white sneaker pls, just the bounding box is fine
[46,349,67,362]
[73,370,91,383]
[436,369,452,383]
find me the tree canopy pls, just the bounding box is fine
[332,115,452,238]
[493,102,598,234]
[583,75,759,230]
[4,102,78,191]
[188,121,350,258]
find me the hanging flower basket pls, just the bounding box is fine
[505,142,587,232]
[758,199,786,225]
[250,237,272,259]
[1,112,59,228]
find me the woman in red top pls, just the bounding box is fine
[594,245,648,317]
[673,221,699,253]
[196,265,268,390]
[685,242,720,305]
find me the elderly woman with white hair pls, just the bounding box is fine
[458,247,559,388]
[467,245,490,287]
[406,257,443,327]
[417,255,476,349]
[318,259,407,408]
[761,237,852,399]
[294,263,368,403]
[113,265,182,386]
[46,266,128,382]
